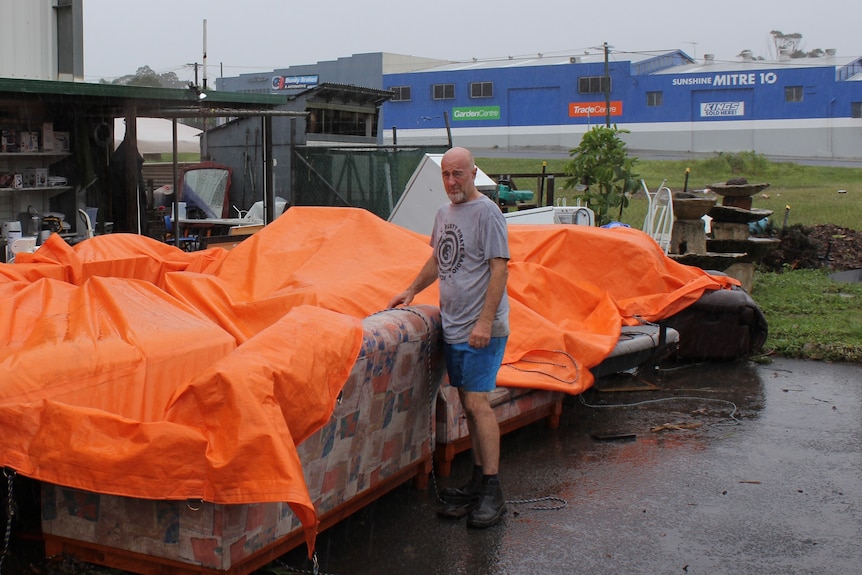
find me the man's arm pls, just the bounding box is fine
[388,254,439,308]
[468,257,508,348]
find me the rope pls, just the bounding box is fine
[505,495,568,511]
[502,349,581,385]
[578,394,741,426]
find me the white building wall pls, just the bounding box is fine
[382,121,862,161]
[0,0,58,80]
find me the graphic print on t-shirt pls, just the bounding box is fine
[437,222,465,281]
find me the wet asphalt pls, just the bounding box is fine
[281,357,861,575]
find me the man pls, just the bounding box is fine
[389,147,510,528]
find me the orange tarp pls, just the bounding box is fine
[0,206,736,550]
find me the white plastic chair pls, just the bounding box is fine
[642,179,674,253]
[78,208,95,239]
[7,237,37,263]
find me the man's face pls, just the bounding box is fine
[440,160,476,204]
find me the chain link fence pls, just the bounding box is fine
[291,146,448,220]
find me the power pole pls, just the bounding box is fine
[603,42,611,128]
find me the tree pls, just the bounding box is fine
[563,126,640,226]
[126,65,161,87]
[770,30,803,55]
[769,31,825,59]
[100,67,187,88]
[738,32,826,60]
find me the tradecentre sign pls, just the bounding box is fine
[569,101,623,118]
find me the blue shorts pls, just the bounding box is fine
[443,336,508,393]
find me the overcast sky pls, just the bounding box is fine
[83,0,860,83]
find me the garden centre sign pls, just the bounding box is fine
[452,106,501,121]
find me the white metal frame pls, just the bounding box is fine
[642,179,674,254]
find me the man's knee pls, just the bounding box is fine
[459,390,491,414]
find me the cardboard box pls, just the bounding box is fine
[22,168,48,187]
[53,131,71,151]
[42,123,54,152]
[17,131,39,153]
[1,130,15,153]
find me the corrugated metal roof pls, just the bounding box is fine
[0,76,287,116]
[289,82,394,106]
[654,55,862,75]
[393,49,862,79]
[403,50,677,73]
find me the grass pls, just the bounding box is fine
[476,151,862,363]
[476,152,862,229]
[751,269,862,363]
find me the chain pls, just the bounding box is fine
[272,307,437,575]
[271,552,327,575]
[1,468,15,575]
[382,307,445,503]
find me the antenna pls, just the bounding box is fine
[202,19,208,90]
[683,42,698,59]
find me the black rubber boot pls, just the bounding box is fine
[439,465,483,505]
[466,476,506,528]
[436,499,478,520]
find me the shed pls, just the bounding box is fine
[0,77,289,239]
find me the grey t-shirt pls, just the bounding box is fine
[431,194,510,343]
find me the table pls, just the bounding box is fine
[178,217,252,238]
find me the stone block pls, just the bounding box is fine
[721,195,753,210]
[670,219,707,254]
[711,222,750,241]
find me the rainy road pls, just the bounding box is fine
[279,357,862,575]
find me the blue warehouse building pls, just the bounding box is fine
[381,49,862,160]
[218,49,862,161]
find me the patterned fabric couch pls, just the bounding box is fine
[434,323,679,476]
[41,305,445,575]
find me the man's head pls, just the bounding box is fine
[441,147,479,204]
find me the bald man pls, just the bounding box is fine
[389,147,510,528]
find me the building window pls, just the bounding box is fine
[578,76,610,94]
[306,107,375,137]
[390,86,411,102]
[647,91,663,107]
[432,83,455,100]
[852,102,862,118]
[470,82,494,98]
[785,86,804,103]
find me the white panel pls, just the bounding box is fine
[388,154,498,235]
[0,0,57,80]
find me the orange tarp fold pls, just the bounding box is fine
[1,206,735,551]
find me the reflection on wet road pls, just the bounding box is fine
[279,358,861,575]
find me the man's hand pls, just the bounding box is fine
[468,319,492,348]
[388,289,414,309]
[389,255,439,309]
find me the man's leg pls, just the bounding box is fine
[460,390,498,474]
[437,390,486,507]
[461,390,505,528]
[437,337,506,526]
